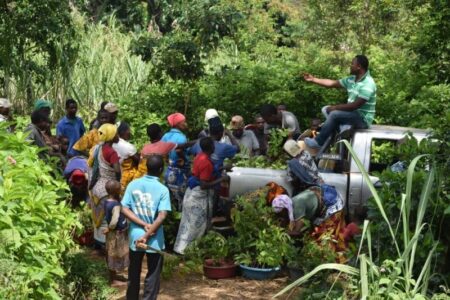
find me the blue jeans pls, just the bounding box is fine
[316,109,368,145]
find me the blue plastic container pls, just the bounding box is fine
[239,264,280,280]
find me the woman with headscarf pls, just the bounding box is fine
[272,139,347,261]
[88,123,121,246]
[113,121,139,190]
[161,113,190,210]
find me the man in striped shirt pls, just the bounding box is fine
[302,55,377,149]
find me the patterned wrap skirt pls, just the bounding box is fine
[173,187,213,254]
[105,229,130,272]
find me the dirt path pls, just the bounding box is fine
[110,256,297,300]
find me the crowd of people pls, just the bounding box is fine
[0,54,376,300]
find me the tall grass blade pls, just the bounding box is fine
[412,244,437,295]
[273,263,359,298]
[360,254,369,299]
[340,139,400,256]
[356,219,370,261]
[409,165,435,277]
[403,155,427,250]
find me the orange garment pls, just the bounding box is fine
[73,128,99,153]
[311,211,347,263]
[266,182,287,205]
[133,157,148,180]
[121,157,136,190]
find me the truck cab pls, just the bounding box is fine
[225,125,429,217]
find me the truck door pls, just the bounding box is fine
[348,132,371,213]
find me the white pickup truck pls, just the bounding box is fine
[225,125,429,217]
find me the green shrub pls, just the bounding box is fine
[231,188,292,268]
[0,125,79,298]
[59,250,116,300]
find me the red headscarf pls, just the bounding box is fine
[167,113,186,127]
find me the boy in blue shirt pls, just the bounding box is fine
[121,155,171,300]
[56,99,85,157]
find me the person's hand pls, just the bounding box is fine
[224,129,232,137]
[303,73,315,82]
[135,237,148,249]
[223,162,233,172]
[326,105,336,113]
[144,224,156,237]
[102,228,110,234]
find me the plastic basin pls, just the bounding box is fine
[239,264,280,280]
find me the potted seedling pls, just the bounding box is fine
[74,203,94,246]
[231,189,293,280]
[188,231,237,279]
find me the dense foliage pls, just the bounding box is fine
[0,0,449,298]
[231,188,293,268]
[0,125,79,298]
[1,0,448,138]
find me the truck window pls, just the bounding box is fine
[369,139,397,173]
[317,142,350,174]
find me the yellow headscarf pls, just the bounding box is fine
[98,124,117,142]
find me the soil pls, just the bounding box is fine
[109,255,299,300]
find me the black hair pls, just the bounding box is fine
[146,155,164,175]
[310,117,321,124]
[254,114,263,120]
[208,117,224,136]
[65,98,77,108]
[200,137,214,153]
[147,123,162,140]
[31,110,50,125]
[117,121,130,135]
[105,180,121,195]
[98,109,108,117]
[100,101,108,110]
[260,104,277,118]
[355,55,369,70]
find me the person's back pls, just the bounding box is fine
[122,175,170,250]
[121,155,171,300]
[190,140,238,171]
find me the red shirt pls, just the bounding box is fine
[192,152,214,182]
[141,141,177,157]
[102,144,120,164]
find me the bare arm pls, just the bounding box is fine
[303,73,341,88]
[122,206,147,227]
[112,162,121,180]
[200,175,229,190]
[328,98,366,112]
[108,205,121,229]
[176,140,197,149]
[140,211,169,240]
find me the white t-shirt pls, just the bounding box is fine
[113,138,137,164]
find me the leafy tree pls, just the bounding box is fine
[0,0,78,110]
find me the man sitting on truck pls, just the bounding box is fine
[303,55,377,149]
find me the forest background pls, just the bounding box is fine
[0,0,449,299]
[1,0,449,143]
